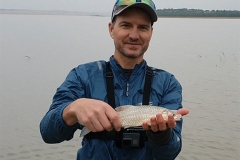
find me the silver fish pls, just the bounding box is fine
[116,105,182,128]
[80,105,182,137]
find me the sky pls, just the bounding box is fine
[1,0,240,12]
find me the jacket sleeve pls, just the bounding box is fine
[40,68,85,144]
[150,74,183,160]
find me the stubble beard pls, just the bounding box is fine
[116,46,145,59]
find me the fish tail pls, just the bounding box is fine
[80,127,91,137]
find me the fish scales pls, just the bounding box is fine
[116,105,182,128]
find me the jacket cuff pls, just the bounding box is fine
[146,128,172,145]
[59,102,80,129]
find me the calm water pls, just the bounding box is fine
[0,14,239,160]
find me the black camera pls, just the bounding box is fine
[115,127,146,148]
[122,133,140,148]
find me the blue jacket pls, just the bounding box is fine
[40,56,183,160]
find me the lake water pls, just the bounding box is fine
[0,14,239,160]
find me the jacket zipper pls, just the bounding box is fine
[126,83,129,97]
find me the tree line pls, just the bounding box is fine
[156,9,240,17]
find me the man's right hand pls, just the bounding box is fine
[62,98,122,132]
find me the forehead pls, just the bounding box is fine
[115,7,152,24]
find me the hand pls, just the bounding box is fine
[62,98,122,132]
[142,108,189,132]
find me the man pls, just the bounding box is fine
[40,0,189,159]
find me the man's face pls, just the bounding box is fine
[109,8,153,59]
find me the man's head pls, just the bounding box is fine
[109,0,157,64]
[111,0,158,25]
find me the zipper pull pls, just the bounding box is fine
[126,83,129,96]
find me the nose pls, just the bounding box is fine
[128,28,139,41]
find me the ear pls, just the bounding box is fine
[108,22,114,39]
[150,27,153,37]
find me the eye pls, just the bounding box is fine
[139,26,149,31]
[121,24,130,28]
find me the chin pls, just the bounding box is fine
[123,52,143,59]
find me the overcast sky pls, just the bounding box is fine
[1,0,240,12]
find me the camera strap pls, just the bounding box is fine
[84,127,149,141]
[105,61,153,107]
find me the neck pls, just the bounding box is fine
[113,53,143,69]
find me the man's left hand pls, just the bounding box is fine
[142,108,189,132]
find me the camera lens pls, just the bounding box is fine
[122,139,132,148]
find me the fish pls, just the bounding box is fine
[116,105,182,127]
[80,105,182,137]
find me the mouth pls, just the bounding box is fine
[125,43,141,46]
[124,40,142,45]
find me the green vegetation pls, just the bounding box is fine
[156,9,240,18]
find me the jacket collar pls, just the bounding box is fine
[109,56,147,81]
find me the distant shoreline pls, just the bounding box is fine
[1,13,239,19]
[156,8,240,18]
[0,12,106,17]
[0,9,109,17]
[1,9,239,19]
[158,16,240,19]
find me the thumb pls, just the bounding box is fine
[176,108,189,116]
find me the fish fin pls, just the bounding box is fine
[123,125,137,129]
[115,105,132,112]
[80,127,91,137]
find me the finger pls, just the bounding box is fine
[167,115,176,128]
[97,113,114,131]
[156,114,167,131]
[89,116,105,132]
[82,119,97,132]
[105,106,122,131]
[150,116,158,132]
[142,122,150,130]
[177,108,189,116]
